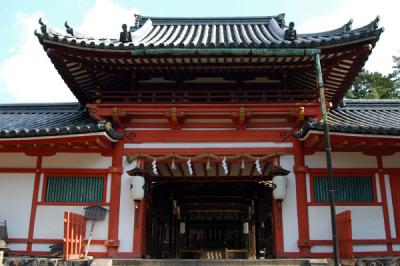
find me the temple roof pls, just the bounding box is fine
[296,99,400,139]
[0,103,122,140]
[34,14,383,106]
[36,14,382,50]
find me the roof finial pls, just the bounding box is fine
[370,15,380,30]
[38,18,47,34]
[284,22,297,41]
[133,14,141,30]
[119,24,132,43]
[65,21,74,35]
[344,19,353,32]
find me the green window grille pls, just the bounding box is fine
[45,176,104,203]
[313,176,374,203]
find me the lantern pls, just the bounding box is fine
[179,222,186,234]
[127,167,147,208]
[243,222,249,234]
[272,175,287,200]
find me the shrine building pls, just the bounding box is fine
[0,12,400,261]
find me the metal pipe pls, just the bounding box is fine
[314,53,340,266]
[131,48,321,57]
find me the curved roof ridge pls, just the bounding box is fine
[298,19,353,37]
[136,13,286,28]
[0,102,84,113]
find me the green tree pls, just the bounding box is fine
[346,56,400,99]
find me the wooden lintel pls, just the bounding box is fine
[95,137,112,150]
[297,106,305,124]
[305,134,320,149]
[165,107,185,129]
[112,107,122,125]
[232,107,252,129]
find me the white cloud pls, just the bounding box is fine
[0,11,75,103]
[0,0,137,103]
[298,0,400,74]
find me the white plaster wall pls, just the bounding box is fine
[353,245,386,252]
[382,153,400,168]
[0,153,36,168]
[309,206,385,252]
[117,157,136,252]
[0,173,35,239]
[305,152,377,168]
[7,244,27,251]
[42,153,112,168]
[385,174,397,238]
[311,245,332,253]
[393,244,400,251]
[280,155,300,253]
[34,205,109,252]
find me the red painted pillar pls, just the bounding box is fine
[133,158,148,258]
[27,155,43,252]
[107,141,123,257]
[377,156,393,255]
[272,199,284,257]
[294,139,311,256]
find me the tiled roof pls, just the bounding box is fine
[35,14,382,50]
[296,99,400,138]
[0,103,123,140]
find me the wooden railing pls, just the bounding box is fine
[63,212,86,260]
[337,210,353,260]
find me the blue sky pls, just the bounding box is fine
[0,0,398,103]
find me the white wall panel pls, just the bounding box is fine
[382,153,400,168]
[305,152,377,168]
[42,153,111,168]
[0,173,35,238]
[309,206,385,252]
[280,155,300,252]
[34,205,109,249]
[0,153,36,168]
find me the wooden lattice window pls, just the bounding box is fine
[45,176,104,203]
[313,175,374,203]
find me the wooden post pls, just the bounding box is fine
[249,223,257,259]
[107,140,123,257]
[133,158,147,258]
[294,140,311,256]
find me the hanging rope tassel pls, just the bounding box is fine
[222,156,228,175]
[255,157,262,175]
[187,158,193,176]
[171,156,176,170]
[152,158,158,175]
[206,156,211,170]
[240,154,245,169]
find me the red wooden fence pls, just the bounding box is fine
[63,212,86,260]
[336,210,353,260]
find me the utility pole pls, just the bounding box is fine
[314,53,340,266]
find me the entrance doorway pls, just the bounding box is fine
[148,182,274,259]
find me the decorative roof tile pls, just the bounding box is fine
[35,14,383,50]
[295,99,400,138]
[0,103,123,140]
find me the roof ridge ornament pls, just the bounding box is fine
[120,24,132,43]
[370,15,380,30]
[132,14,141,30]
[38,18,47,34]
[344,19,353,32]
[284,22,297,41]
[65,21,74,35]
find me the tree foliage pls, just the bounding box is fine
[346,56,400,99]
